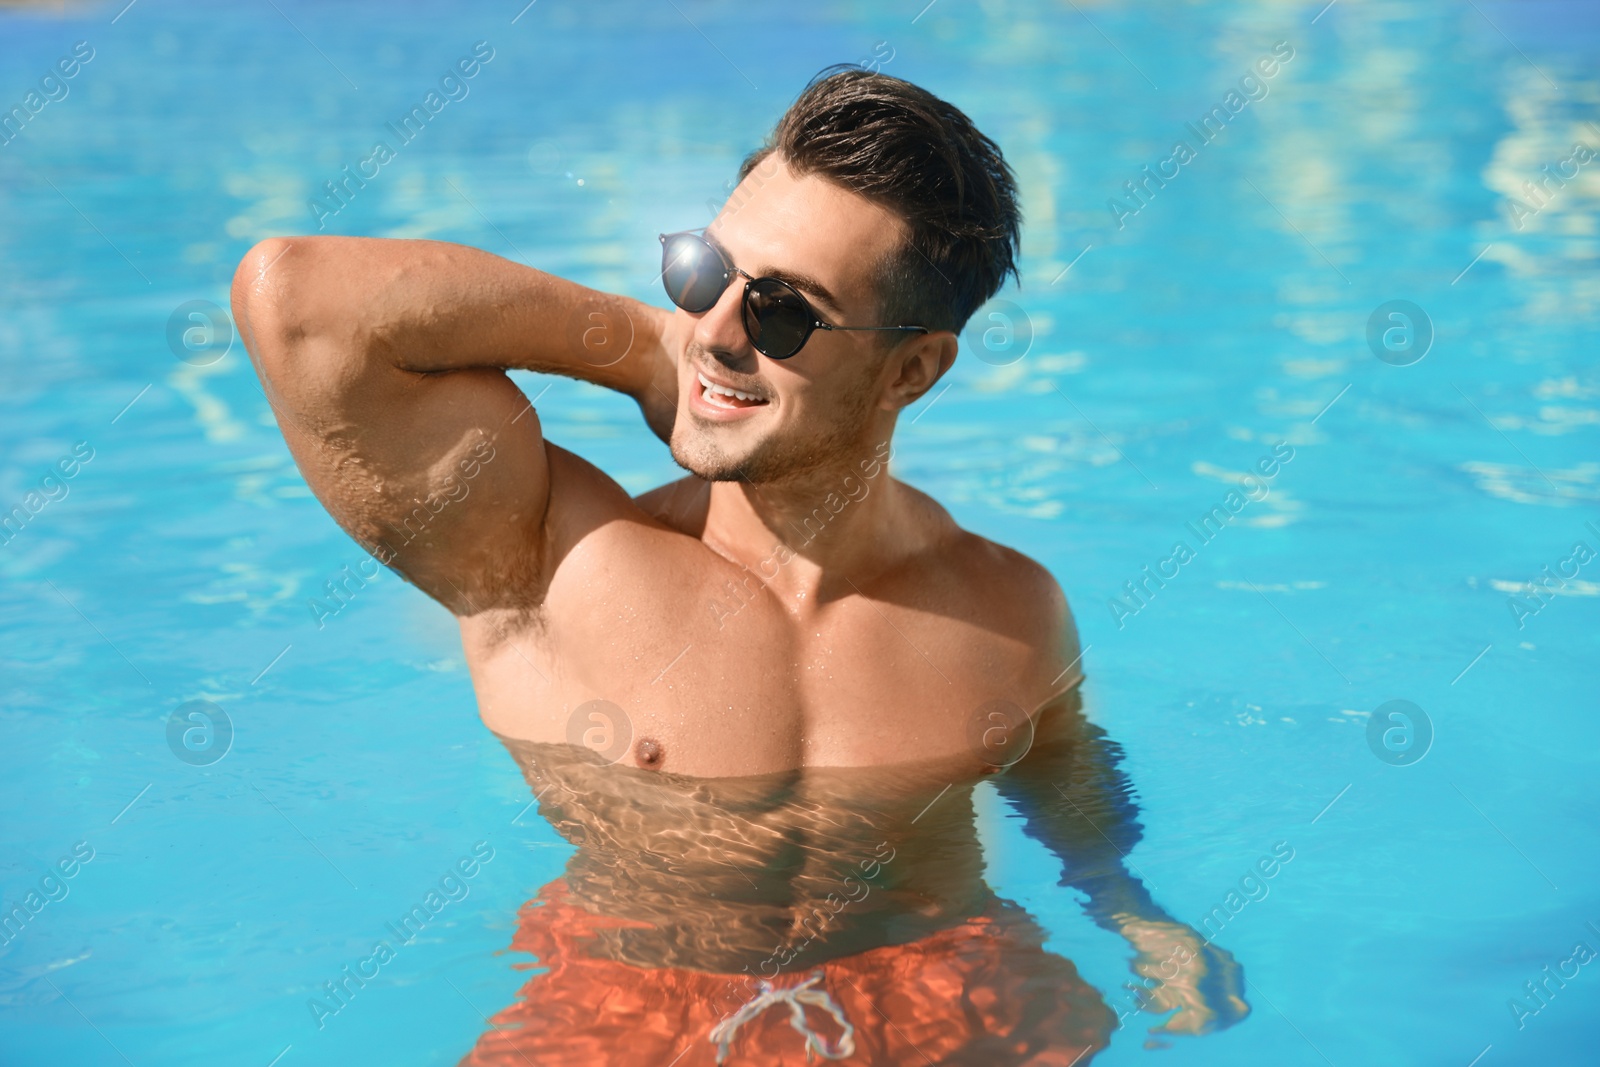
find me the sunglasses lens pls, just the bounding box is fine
[661,234,728,313]
[743,278,813,359]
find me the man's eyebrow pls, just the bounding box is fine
[763,268,844,317]
[704,233,845,317]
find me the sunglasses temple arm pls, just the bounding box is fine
[817,324,929,334]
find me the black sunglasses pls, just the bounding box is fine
[658,230,927,360]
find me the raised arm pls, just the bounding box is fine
[230,236,676,615]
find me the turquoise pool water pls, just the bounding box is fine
[3,0,1598,1063]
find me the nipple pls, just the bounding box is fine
[634,737,665,771]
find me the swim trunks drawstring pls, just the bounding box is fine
[708,969,856,1064]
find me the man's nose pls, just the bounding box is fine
[691,276,755,368]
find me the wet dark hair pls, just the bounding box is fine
[738,65,1021,338]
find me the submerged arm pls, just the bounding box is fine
[993,693,1249,1036]
[991,691,1164,927]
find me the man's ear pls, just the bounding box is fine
[880,331,958,411]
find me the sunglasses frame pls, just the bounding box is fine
[658,230,928,359]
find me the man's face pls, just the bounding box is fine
[668,157,911,484]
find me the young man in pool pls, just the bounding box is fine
[236,67,1247,1059]
[235,67,1072,779]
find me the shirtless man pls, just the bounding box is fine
[233,67,1073,779]
[236,68,1247,1061]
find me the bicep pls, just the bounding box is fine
[245,303,549,617]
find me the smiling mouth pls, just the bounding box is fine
[697,371,769,411]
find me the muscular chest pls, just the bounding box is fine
[466,570,1019,777]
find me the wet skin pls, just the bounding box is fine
[232,156,1247,1044]
[232,159,1077,779]
[465,692,1248,1060]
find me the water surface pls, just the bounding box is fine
[2,0,1598,1064]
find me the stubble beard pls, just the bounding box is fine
[669,365,879,486]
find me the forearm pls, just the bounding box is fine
[1064,862,1173,932]
[236,235,671,404]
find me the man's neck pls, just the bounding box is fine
[700,445,927,609]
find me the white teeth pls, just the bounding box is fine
[698,372,762,405]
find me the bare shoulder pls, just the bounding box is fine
[490,446,715,641]
[900,481,1065,603]
[955,529,1075,643]
[898,481,1082,704]
[632,475,711,535]
[538,443,682,565]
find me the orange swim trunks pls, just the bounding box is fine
[458,880,1113,1066]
